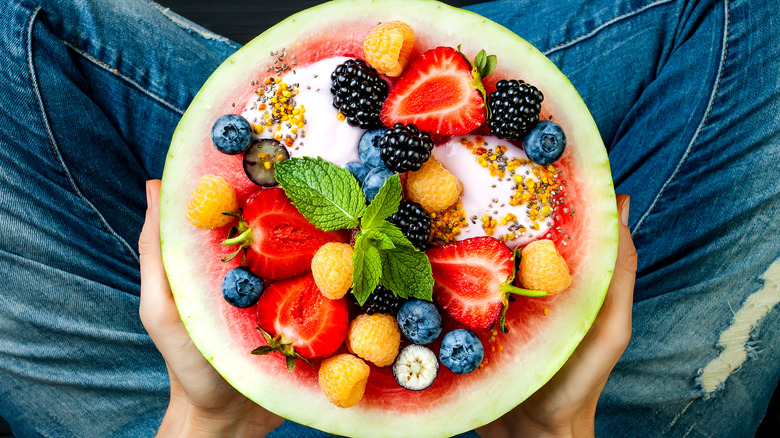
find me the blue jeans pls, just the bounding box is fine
[0,0,777,437]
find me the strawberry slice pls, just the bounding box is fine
[380,46,490,135]
[426,236,546,332]
[223,188,349,280]
[254,273,349,364]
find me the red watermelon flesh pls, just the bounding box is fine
[159,1,617,437]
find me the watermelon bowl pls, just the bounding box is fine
[159,0,618,437]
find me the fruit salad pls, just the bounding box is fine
[185,19,576,408]
[160,2,617,436]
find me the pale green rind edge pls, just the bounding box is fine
[160,1,618,437]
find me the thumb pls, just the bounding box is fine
[138,180,176,329]
[612,194,638,296]
[592,193,637,355]
[138,180,161,262]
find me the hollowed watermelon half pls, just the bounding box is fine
[159,0,618,436]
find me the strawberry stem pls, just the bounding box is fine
[222,228,252,246]
[221,213,253,264]
[500,283,548,297]
[498,282,547,334]
[458,46,497,119]
[251,327,312,371]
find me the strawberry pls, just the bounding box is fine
[222,187,349,280]
[253,273,349,367]
[380,46,494,135]
[426,236,546,333]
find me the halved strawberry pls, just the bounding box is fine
[254,273,349,365]
[222,188,349,280]
[380,46,492,135]
[426,236,545,332]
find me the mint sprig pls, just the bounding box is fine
[275,157,366,231]
[275,158,433,305]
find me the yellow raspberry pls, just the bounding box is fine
[318,353,370,408]
[363,21,415,77]
[312,243,354,299]
[406,157,463,213]
[346,313,401,367]
[185,174,238,229]
[520,239,572,294]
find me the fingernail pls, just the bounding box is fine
[145,181,152,210]
[620,197,630,227]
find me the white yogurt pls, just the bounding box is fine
[432,135,558,248]
[240,57,363,167]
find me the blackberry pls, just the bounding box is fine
[379,123,434,173]
[351,285,406,316]
[388,201,431,251]
[487,79,544,139]
[330,59,388,129]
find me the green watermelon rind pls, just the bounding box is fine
[160,1,618,437]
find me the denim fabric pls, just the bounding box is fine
[467,1,780,436]
[0,0,236,436]
[0,0,778,437]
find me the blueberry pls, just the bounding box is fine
[212,114,253,155]
[345,161,371,186]
[396,300,442,344]
[439,329,484,374]
[362,167,394,202]
[358,128,387,168]
[522,120,567,165]
[221,266,265,308]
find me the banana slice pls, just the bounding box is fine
[392,344,439,391]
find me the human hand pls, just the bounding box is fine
[477,194,637,438]
[139,179,284,437]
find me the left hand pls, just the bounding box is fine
[139,179,284,437]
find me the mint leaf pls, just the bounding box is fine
[275,157,366,231]
[374,220,417,250]
[379,245,433,301]
[361,174,402,230]
[352,232,382,306]
[363,229,395,251]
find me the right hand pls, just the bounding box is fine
[478,194,637,438]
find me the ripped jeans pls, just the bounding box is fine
[0,0,778,437]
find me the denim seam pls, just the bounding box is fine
[543,0,675,56]
[61,41,186,116]
[25,5,140,264]
[631,0,730,236]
